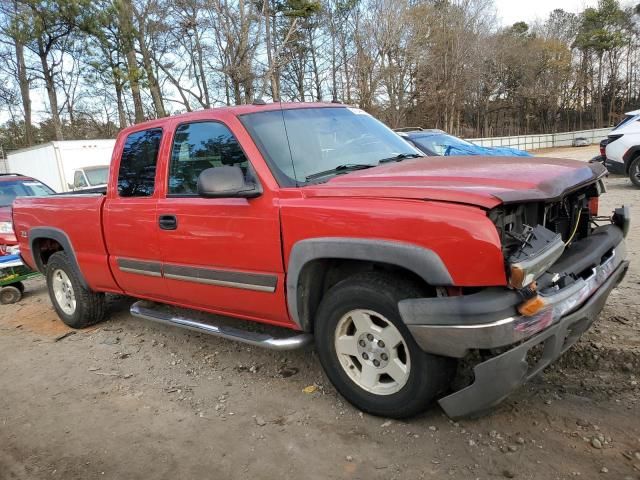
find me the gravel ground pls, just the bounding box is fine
[1,146,639,480]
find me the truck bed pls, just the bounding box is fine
[13,194,120,292]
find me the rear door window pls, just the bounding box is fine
[117,129,163,197]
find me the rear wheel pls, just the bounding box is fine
[46,251,106,328]
[314,272,454,418]
[629,157,640,188]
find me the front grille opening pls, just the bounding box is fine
[600,248,614,264]
[576,266,595,280]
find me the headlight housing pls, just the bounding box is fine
[0,221,14,234]
[508,226,565,289]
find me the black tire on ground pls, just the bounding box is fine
[629,156,640,188]
[45,251,106,328]
[314,272,455,419]
[0,285,22,304]
[14,281,24,293]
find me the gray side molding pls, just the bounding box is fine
[29,226,89,288]
[287,237,453,330]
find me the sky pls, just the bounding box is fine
[494,0,599,26]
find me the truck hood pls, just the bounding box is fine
[303,156,605,209]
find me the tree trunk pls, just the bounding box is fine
[309,28,322,101]
[140,46,165,117]
[136,24,166,117]
[15,40,33,146]
[126,49,145,123]
[38,40,63,140]
[330,23,337,101]
[193,31,210,108]
[119,0,144,123]
[264,0,279,100]
[115,81,127,129]
[341,37,351,104]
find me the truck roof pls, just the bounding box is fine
[0,173,31,183]
[119,102,345,136]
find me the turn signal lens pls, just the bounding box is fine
[509,266,525,289]
[588,197,599,216]
[517,295,546,317]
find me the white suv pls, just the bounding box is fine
[605,109,640,187]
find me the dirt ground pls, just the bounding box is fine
[1,146,639,480]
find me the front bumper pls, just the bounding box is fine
[399,224,628,418]
[439,260,627,418]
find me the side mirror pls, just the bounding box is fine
[197,166,261,198]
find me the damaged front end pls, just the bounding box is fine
[490,178,628,319]
[399,178,630,419]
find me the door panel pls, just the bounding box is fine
[104,198,168,298]
[157,195,289,325]
[157,119,289,326]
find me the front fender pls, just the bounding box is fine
[286,237,453,329]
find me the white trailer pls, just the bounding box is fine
[7,139,116,193]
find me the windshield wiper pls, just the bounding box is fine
[305,164,376,181]
[377,153,423,163]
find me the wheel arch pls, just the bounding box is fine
[623,145,640,173]
[29,227,89,289]
[287,238,453,332]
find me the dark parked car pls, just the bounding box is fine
[396,128,532,157]
[0,174,55,254]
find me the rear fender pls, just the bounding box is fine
[28,227,89,289]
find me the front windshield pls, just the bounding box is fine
[412,133,475,156]
[0,179,55,207]
[85,166,109,186]
[241,107,421,184]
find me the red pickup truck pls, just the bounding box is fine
[13,103,630,419]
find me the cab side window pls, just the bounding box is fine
[168,122,249,195]
[74,171,87,189]
[117,128,163,197]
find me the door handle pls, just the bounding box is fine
[159,214,178,230]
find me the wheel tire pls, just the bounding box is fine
[629,157,640,188]
[314,272,455,419]
[14,281,25,294]
[46,251,106,328]
[0,286,22,304]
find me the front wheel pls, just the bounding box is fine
[46,251,106,328]
[314,272,454,418]
[629,157,640,188]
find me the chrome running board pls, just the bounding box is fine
[130,301,312,351]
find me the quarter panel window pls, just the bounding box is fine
[168,122,249,195]
[117,128,163,197]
